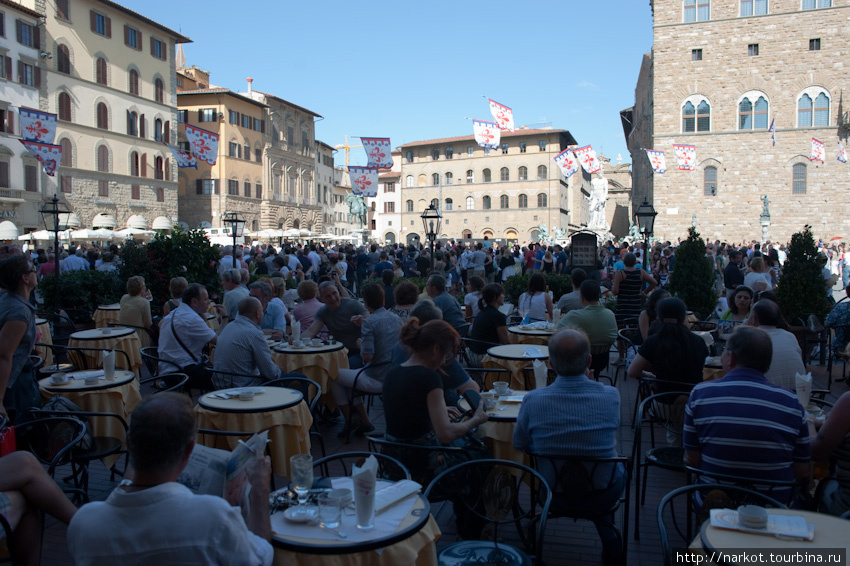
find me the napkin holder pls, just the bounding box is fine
[795,371,812,408]
[103,350,116,381]
[291,321,301,343]
[532,359,548,389]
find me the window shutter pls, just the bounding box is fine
[17,60,23,83]
[0,162,9,187]
[90,10,96,32]
[34,68,40,88]
[105,17,111,38]
[195,179,202,194]
[124,25,129,46]
[16,19,22,43]
[6,111,13,135]
[33,26,40,49]
[214,179,220,195]
[136,31,142,50]
[165,158,170,180]
[140,115,145,138]
[261,120,265,133]
[164,121,170,143]
[198,109,203,122]
[141,154,147,177]
[5,57,11,81]
[162,43,167,62]
[150,37,155,56]
[127,110,132,134]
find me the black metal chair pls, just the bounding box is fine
[468,367,512,391]
[614,327,643,385]
[459,337,500,368]
[35,311,77,346]
[262,376,325,458]
[36,344,132,374]
[107,322,159,348]
[528,453,631,564]
[367,433,472,488]
[139,372,189,394]
[632,390,692,540]
[685,467,805,509]
[424,459,552,566]
[657,484,786,566]
[313,451,410,482]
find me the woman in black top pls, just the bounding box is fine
[613,252,656,325]
[469,283,510,354]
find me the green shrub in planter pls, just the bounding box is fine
[668,227,717,319]
[775,225,830,324]
[38,270,123,323]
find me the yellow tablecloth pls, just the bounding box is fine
[194,401,313,477]
[461,392,528,466]
[35,319,53,366]
[273,514,440,566]
[507,326,554,347]
[482,356,538,390]
[272,347,349,406]
[68,332,143,378]
[38,372,141,469]
[92,305,121,328]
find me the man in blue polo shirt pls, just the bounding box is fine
[683,326,810,504]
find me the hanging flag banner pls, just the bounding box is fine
[20,140,62,176]
[472,119,500,150]
[645,149,667,174]
[573,145,601,174]
[810,138,825,163]
[553,149,579,179]
[19,108,57,144]
[164,143,198,169]
[839,141,848,164]
[488,99,515,132]
[184,124,219,165]
[673,144,696,171]
[361,137,393,169]
[768,118,776,147]
[348,166,379,197]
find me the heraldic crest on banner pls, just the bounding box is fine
[573,145,601,174]
[473,120,500,150]
[673,144,696,171]
[348,166,379,197]
[488,99,515,132]
[185,124,219,165]
[553,149,579,179]
[361,138,393,169]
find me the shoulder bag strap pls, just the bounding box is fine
[169,316,198,363]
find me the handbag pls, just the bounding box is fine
[0,424,15,456]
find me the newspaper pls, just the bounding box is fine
[178,431,269,512]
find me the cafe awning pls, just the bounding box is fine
[126,215,149,230]
[91,213,117,229]
[152,216,172,230]
[0,220,19,240]
[58,212,82,229]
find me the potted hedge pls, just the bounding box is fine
[774,225,830,325]
[668,227,717,319]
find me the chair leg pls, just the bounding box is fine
[633,462,641,541]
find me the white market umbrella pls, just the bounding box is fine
[19,229,71,241]
[252,228,284,238]
[315,233,336,240]
[299,229,318,237]
[115,227,155,239]
[281,229,302,238]
[71,228,114,241]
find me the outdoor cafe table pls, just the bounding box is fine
[92,304,121,328]
[482,344,549,391]
[271,342,349,407]
[34,317,53,366]
[271,477,440,566]
[507,323,556,346]
[703,356,725,381]
[68,327,143,378]
[38,369,140,468]
[697,509,849,565]
[459,390,529,465]
[194,386,313,477]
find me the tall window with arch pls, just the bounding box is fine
[500,167,509,181]
[483,169,491,183]
[96,102,108,129]
[155,78,164,103]
[483,195,491,209]
[682,100,711,132]
[406,175,414,188]
[405,151,413,163]
[739,95,769,130]
[154,118,163,142]
[537,193,547,208]
[431,198,439,209]
[704,166,717,195]
[130,151,139,176]
[155,156,164,180]
[58,92,71,121]
[466,196,474,210]
[500,195,509,209]
[57,45,71,74]
[127,111,138,136]
[445,198,453,211]
[466,169,474,183]
[129,69,139,95]
[432,173,439,185]
[518,166,527,181]
[518,194,528,208]
[798,92,830,127]
[406,199,414,212]
[96,57,108,85]
[537,165,547,180]
[792,163,806,194]
[445,172,452,185]
[60,139,73,168]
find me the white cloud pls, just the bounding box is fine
[577,81,598,89]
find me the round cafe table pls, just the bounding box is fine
[459,390,529,465]
[38,369,141,468]
[34,317,53,366]
[482,344,549,391]
[194,386,313,477]
[92,304,121,328]
[271,477,439,566]
[271,342,349,408]
[508,324,556,346]
[699,509,849,564]
[703,356,725,381]
[68,327,143,378]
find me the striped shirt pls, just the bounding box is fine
[683,368,810,502]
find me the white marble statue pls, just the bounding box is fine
[588,176,610,231]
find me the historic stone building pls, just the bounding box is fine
[397,128,588,246]
[624,0,850,243]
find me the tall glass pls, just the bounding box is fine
[289,454,313,505]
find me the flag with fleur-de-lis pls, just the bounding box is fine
[20,140,62,176]
[553,148,579,179]
[164,143,198,169]
[19,108,57,144]
[839,141,848,164]
[573,145,601,174]
[488,99,515,132]
[473,120,500,150]
[348,166,379,197]
[673,144,696,171]
[645,149,667,174]
[361,137,393,169]
[185,124,219,165]
[810,138,825,163]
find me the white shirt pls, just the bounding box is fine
[759,325,805,391]
[744,271,773,292]
[68,482,272,566]
[157,303,216,374]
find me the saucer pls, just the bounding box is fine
[490,388,514,396]
[283,505,318,523]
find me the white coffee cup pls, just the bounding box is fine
[50,373,69,384]
[239,390,255,401]
[84,375,100,385]
[310,338,323,347]
[493,381,510,395]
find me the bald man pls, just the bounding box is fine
[212,297,281,388]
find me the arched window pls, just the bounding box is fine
[154,118,163,142]
[155,78,164,103]
[155,156,164,180]
[57,45,71,74]
[739,95,769,130]
[483,169,491,183]
[483,195,491,209]
[129,69,139,95]
[537,165,547,179]
[405,151,413,163]
[406,199,414,212]
[466,196,474,210]
[462,229,472,239]
[406,175,414,187]
[704,166,717,195]
[500,195,509,209]
[431,148,439,161]
[518,194,528,208]
[518,166,527,181]
[97,145,109,172]
[60,139,72,167]
[792,163,806,194]
[418,174,426,186]
[445,198,453,211]
[500,167,510,181]
[96,57,108,85]
[814,93,830,126]
[58,92,71,121]
[96,102,108,129]
[127,111,138,136]
[683,98,711,132]
[130,151,139,176]
[432,173,439,185]
[466,170,474,183]
[430,198,439,208]
[445,172,452,185]
[537,193,547,207]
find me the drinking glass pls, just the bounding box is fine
[289,454,313,505]
[317,490,343,529]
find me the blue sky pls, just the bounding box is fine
[122,0,653,168]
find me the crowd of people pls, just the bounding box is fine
[1,230,850,565]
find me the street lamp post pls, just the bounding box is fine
[420,203,442,272]
[222,211,245,270]
[39,194,70,316]
[634,197,658,248]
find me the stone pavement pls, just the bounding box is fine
[38,352,847,566]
